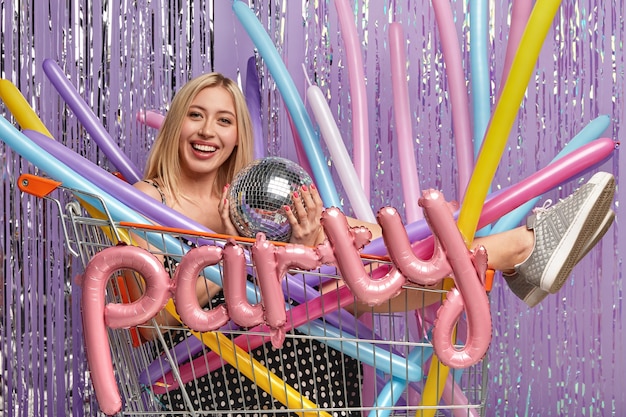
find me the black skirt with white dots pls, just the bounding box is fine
[159,289,363,416]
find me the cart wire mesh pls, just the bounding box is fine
[33,178,488,417]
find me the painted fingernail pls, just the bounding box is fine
[310,183,316,190]
[301,184,308,191]
[293,191,299,198]
[284,205,291,211]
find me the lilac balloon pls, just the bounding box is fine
[245,56,265,160]
[25,130,392,383]
[42,58,143,184]
[138,320,240,386]
[281,276,382,343]
[25,130,219,237]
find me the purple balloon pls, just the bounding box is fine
[42,58,143,184]
[25,129,382,381]
[245,56,265,160]
[138,320,240,386]
[26,129,219,237]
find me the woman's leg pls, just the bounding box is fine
[344,172,615,310]
[476,171,615,305]
[471,226,534,273]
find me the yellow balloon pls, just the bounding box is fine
[419,0,562,415]
[457,0,563,240]
[77,197,134,244]
[163,301,331,417]
[0,79,53,138]
[0,81,132,246]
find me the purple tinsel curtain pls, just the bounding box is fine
[0,0,623,415]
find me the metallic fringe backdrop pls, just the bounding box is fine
[0,0,624,415]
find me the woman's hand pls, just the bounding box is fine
[285,183,325,246]
[218,184,240,236]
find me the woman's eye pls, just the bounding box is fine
[219,117,233,125]
[188,112,202,119]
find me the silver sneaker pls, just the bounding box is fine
[505,209,615,307]
[515,172,615,294]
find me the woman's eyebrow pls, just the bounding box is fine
[189,104,235,117]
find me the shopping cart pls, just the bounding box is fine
[20,173,489,417]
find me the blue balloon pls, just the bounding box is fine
[3,120,422,386]
[369,344,432,417]
[301,321,424,381]
[470,0,493,237]
[470,0,491,159]
[232,1,342,208]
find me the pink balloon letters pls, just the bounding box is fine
[79,189,491,414]
[77,245,172,415]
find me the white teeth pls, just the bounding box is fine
[193,143,216,152]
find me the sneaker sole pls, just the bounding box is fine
[524,208,614,307]
[541,172,615,293]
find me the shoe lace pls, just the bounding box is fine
[532,199,553,216]
[532,188,579,218]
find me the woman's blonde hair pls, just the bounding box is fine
[143,73,255,204]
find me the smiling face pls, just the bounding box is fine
[177,86,239,180]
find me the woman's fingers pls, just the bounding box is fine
[219,184,239,236]
[218,184,229,219]
[305,184,324,218]
[285,183,324,245]
[290,184,322,224]
[293,190,310,225]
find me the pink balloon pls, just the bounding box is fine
[389,23,423,223]
[333,0,370,198]
[499,0,533,97]
[421,191,490,368]
[322,207,406,306]
[173,245,231,332]
[471,138,617,235]
[252,233,328,347]
[378,206,452,287]
[380,189,491,368]
[431,0,474,199]
[78,245,172,416]
[136,109,165,130]
[251,235,288,347]
[221,240,265,328]
[442,373,479,417]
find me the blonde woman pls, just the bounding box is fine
[132,72,615,413]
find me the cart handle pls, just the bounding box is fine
[18,173,62,198]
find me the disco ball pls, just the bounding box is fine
[228,157,312,242]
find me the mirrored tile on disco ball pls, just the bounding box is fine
[228,157,312,242]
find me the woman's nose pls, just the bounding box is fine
[199,122,214,137]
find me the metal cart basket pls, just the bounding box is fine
[21,174,488,417]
